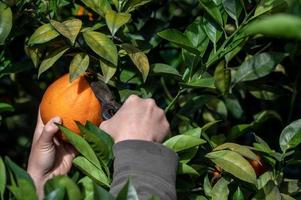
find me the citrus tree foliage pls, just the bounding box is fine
[1,0,301,199]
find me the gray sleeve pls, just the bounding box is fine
[109,140,178,200]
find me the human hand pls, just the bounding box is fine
[27,111,76,199]
[99,95,170,143]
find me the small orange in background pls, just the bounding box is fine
[40,73,102,141]
[248,155,266,176]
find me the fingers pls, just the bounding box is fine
[32,109,45,146]
[38,117,61,146]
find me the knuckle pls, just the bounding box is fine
[128,94,139,102]
[43,124,53,133]
[146,98,156,107]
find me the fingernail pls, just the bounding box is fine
[52,116,61,124]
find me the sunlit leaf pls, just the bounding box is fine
[246,14,301,40]
[80,0,111,16]
[164,135,206,152]
[151,63,181,77]
[58,124,101,169]
[0,2,12,45]
[203,175,212,197]
[50,19,82,44]
[100,59,117,83]
[178,163,199,176]
[78,177,94,200]
[222,0,242,23]
[206,150,257,184]
[121,43,149,82]
[181,77,215,89]
[69,53,89,82]
[83,30,118,66]
[214,60,230,95]
[214,143,257,160]
[253,181,281,200]
[28,24,59,45]
[38,46,69,78]
[279,119,301,153]
[233,186,244,200]
[211,177,230,200]
[203,14,223,46]
[73,156,110,187]
[105,10,131,36]
[199,0,223,26]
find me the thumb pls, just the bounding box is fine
[39,117,61,145]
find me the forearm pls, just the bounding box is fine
[110,140,178,200]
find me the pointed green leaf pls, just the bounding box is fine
[0,102,14,112]
[44,188,65,200]
[233,52,286,84]
[164,135,206,152]
[123,0,151,12]
[100,59,117,83]
[211,177,230,200]
[214,143,257,160]
[279,119,301,153]
[0,157,6,200]
[26,46,43,68]
[151,63,181,77]
[50,19,82,44]
[69,53,89,82]
[83,30,118,66]
[38,46,69,77]
[0,2,12,45]
[206,150,257,184]
[94,183,115,200]
[199,0,223,26]
[80,0,111,16]
[181,77,216,89]
[28,24,60,45]
[121,43,149,82]
[58,124,101,169]
[222,0,242,22]
[233,186,244,200]
[157,29,199,54]
[105,10,131,36]
[203,14,223,45]
[73,156,110,187]
[254,0,287,17]
[204,175,212,197]
[116,179,138,200]
[178,163,199,176]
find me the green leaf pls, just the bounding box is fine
[44,176,81,200]
[254,0,287,17]
[4,157,34,185]
[100,59,117,83]
[185,18,210,56]
[227,124,252,141]
[279,119,301,153]
[0,2,12,45]
[69,53,89,82]
[222,0,242,23]
[206,150,257,184]
[116,179,138,200]
[105,10,131,36]
[44,188,65,200]
[257,171,273,190]
[0,157,6,200]
[181,77,216,89]
[28,24,60,45]
[80,0,111,16]
[38,46,69,78]
[233,186,244,200]
[203,14,223,45]
[157,29,199,54]
[94,183,115,200]
[78,177,94,200]
[83,30,118,66]
[178,163,200,176]
[224,95,243,119]
[214,143,257,160]
[204,175,212,197]
[26,46,43,68]
[77,122,110,163]
[8,179,38,200]
[50,19,82,44]
[214,60,231,95]
[73,156,110,187]
[211,177,230,200]
[0,102,14,112]
[151,63,181,77]
[246,14,301,40]
[58,124,101,169]
[122,0,151,12]
[164,135,206,152]
[232,52,286,84]
[253,181,281,200]
[199,0,223,26]
[121,43,149,82]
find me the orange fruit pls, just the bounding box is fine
[40,73,102,141]
[76,6,85,16]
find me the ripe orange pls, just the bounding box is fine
[40,73,102,141]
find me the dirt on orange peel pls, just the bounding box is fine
[40,73,102,141]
